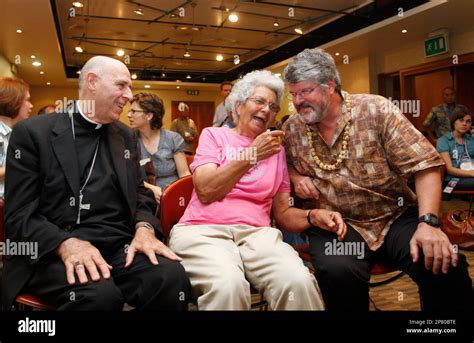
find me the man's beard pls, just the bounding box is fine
[296,99,330,124]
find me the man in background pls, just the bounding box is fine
[212,81,234,127]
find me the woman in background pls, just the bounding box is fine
[128,92,190,204]
[0,77,33,198]
[437,110,474,190]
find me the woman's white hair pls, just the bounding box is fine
[225,70,284,117]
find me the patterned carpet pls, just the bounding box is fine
[369,197,473,311]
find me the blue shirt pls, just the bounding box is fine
[436,132,474,173]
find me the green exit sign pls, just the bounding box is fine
[424,35,448,57]
[187,90,199,96]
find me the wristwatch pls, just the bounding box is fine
[418,213,441,228]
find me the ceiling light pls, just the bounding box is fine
[76,70,81,75]
[169,13,178,19]
[216,54,224,61]
[184,49,191,57]
[294,27,303,35]
[46,82,51,85]
[134,8,144,15]
[228,13,239,23]
[30,55,36,59]
[192,27,200,31]
[40,71,44,74]
[16,29,22,33]
[144,85,151,89]
[161,72,166,78]
[335,52,340,56]
[117,49,125,57]
[176,86,180,89]
[273,18,279,27]
[32,61,42,67]
[131,73,137,80]
[72,1,84,8]
[179,26,188,30]
[402,29,407,33]
[75,46,84,53]
[186,75,191,79]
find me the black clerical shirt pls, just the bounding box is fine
[71,112,131,253]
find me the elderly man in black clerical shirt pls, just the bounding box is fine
[2,56,190,310]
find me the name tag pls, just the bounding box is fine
[443,178,460,194]
[139,157,151,166]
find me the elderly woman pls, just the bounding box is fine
[0,77,33,198]
[128,92,190,204]
[169,70,346,310]
[437,110,474,190]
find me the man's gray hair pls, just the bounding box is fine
[284,48,341,89]
[226,70,284,115]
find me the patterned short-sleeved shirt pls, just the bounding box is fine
[283,91,444,250]
[423,103,470,138]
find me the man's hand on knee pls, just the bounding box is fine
[409,223,458,274]
[124,227,182,268]
[56,237,113,285]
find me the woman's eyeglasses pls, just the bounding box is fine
[247,97,280,113]
[128,109,146,115]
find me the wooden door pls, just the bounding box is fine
[404,68,453,131]
[171,101,215,152]
[455,63,474,113]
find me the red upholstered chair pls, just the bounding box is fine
[0,199,56,310]
[185,154,194,168]
[160,175,268,310]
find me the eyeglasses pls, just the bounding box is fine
[246,97,280,113]
[128,109,146,115]
[288,87,318,99]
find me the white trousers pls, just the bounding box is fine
[169,224,324,310]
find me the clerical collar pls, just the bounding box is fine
[76,101,102,130]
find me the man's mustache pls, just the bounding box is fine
[297,101,316,111]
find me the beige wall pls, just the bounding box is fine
[336,56,371,94]
[30,84,223,129]
[0,53,15,78]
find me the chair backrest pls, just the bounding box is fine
[160,175,194,240]
[186,154,194,168]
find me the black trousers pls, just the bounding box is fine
[25,247,191,311]
[308,206,473,311]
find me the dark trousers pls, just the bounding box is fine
[25,248,191,311]
[308,207,473,311]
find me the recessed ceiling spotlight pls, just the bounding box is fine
[30,55,36,59]
[144,84,151,89]
[131,73,137,80]
[46,82,51,85]
[294,27,303,35]
[16,29,22,33]
[40,71,44,74]
[192,27,200,31]
[228,13,239,23]
[186,75,191,79]
[76,70,81,75]
[402,29,408,33]
[216,54,224,61]
[335,52,340,56]
[117,49,125,57]
[161,72,166,78]
[134,8,144,15]
[75,46,84,53]
[72,1,84,8]
[176,85,180,89]
[184,49,191,57]
[273,18,279,27]
[32,61,42,67]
